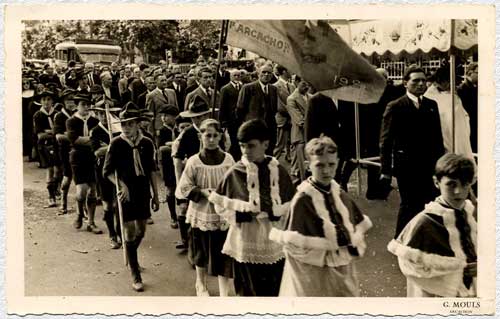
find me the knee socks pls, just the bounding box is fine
[125,241,141,282]
[167,194,177,222]
[178,216,188,244]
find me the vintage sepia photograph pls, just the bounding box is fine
[4,3,496,316]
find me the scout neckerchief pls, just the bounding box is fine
[98,122,109,137]
[61,107,71,120]
[40,106,55,130]
[120,131,145,177]
[73,112,91,137]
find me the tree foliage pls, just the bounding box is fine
[22,20,221,63]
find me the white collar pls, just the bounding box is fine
[406,91,422,107]
[258,81,268,92]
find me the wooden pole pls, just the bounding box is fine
[103,95,128,266]
[211,20,228,118]
[354,102,361,196]
[450,19,456,153]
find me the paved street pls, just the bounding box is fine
[24,159,407,297]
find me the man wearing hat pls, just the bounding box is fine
[66,93,102,234]
[90,98,122,249]
[53,88,77,214]
[157,105,180,229]
[75,69,90,94]
[39,64,62,88]
[33,89,59,207]
[103,101,160,292]
[89,84,104,103]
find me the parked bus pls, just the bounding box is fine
[55,39,121,68]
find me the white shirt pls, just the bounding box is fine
[424,85,473,159]
[259,81,268,94]
[406,91,422,109]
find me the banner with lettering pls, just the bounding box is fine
[226,20,386,104]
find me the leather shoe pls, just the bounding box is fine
[110,237,121,249]
[132,280,144,292]
[170,221,178,229]
[87,223,103,234]
[73,216,83,229]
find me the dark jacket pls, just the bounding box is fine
[304,93,340,144]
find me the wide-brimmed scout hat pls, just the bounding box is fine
[35,89,57,101]
[113,102,147,123]
[89,84,104,95]
[72,93,92,104]
[180,95,217,118]
[158,104,179,116]
[59,88,76,100]
[90,97,121,113]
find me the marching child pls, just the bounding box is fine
[175,119,235,296]
[53,88,76,214]
[90,99,122,249]
[270,135,372,296]
[66,93,102,233]
[209,119,295,296]
[103,101,160,292]
[388,153,477,297]
[33,89,59,208]
[157,105,181,229]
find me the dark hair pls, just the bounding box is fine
[139,63,149,71]
[68,60,76,68]
[237,119,270,143]
[275,65,288,76]
[434,153,476,184]
[403,64,425,81]
[433,65,450,84]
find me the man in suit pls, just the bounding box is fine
[219,69,243,160]
[236,63,278,154]
[84,62,101,87]
[146,73,178,145]
[100,71,121,105]
[110,62,120,89]
[185,67,200,98]
[379,65,445,238]
[286,79,309,185]
[304,90,340,144]
[137,75,156,110]
[215,60,231,91]
[130,66,148,104]
[166,70,187,111]
[184,67,219,113]
[118,66,132,98]
[273,65,295,161]
[457,62,478,154]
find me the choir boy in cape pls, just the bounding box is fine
[270,135,372,296]
[388,153,477,297]
[209,119,295,296]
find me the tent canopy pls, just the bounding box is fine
[331,19,478,58]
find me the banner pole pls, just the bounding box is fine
[450,19,456,153]
[354,102,361,196]
[211,20,228,118]
[103,95,128,266]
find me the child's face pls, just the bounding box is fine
[121,120,139,138]
[239,139,268,163]
[434,176,471,209]
[177,122,191,132]
[201,126,221,150]
[308,153,338,186]
[161,114,176,127]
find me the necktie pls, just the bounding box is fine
[207,89,212,101]
[417,96,422,109]
[82,118,89,137]
[162,89,169,103]
[264,85,268,95]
